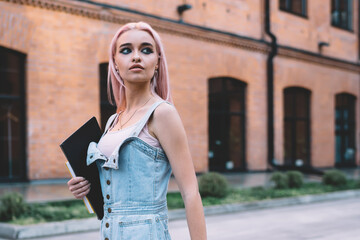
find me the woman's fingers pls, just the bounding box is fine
[67,177,91,198]
[67,177,85,186]
[68,179,88,191]
[73,182,91,197]
[75,186,91,199]
[69,180,89,192]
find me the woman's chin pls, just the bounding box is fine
[124,77,151,85]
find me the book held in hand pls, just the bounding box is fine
[60,117,104,220]
[65,161,94,214]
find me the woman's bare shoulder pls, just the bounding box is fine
[150,102,182,133]
[154,102,178,120]
[147,102,177,138]
[149,101,187,147]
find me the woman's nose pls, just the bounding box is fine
[132,51,141,62]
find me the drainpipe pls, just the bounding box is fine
[358,0,360,166]
[264,0,277,169]
[263,0,323,175]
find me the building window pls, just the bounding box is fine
[283,87,311,167]
[335,93,356,167]
[279,0,307,17]
[0,46,26,182]
[331,0,353,30]
[208,77,246,172]
[99,63,116,131]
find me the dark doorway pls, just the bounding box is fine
[99,63,116,130]
[284,87,311,167]
[208,77,246,172]
[0,46,27,182]
[335,93,356,167]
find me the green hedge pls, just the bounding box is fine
[286,171,304,188]
[322,170,347,187]
[198,172,229,198]
[270,171,304,189]
[0,192,28,221]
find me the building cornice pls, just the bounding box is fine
[278,46,360,73]
[2,0,360,73]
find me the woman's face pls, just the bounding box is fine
[114,29,158,85]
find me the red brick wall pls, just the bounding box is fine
[274,57,360,167]
[0,0,359,180]
[164,32,268,171]
[97,0,264,39]
[272,0,359,62]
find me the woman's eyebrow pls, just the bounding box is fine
[119,42,154,48]
[141,42,153,47]
[119,43,132,48]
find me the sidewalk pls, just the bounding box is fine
[2,189,360,239]
[0,168,359,239]
[0,167,359,203]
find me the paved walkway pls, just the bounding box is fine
[0,168,359,203]
[22,196,360,240]
[170,196,360,240]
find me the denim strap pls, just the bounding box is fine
[131,100,168,137]
[101,113,117,138]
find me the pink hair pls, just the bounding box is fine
[107,22,172,112]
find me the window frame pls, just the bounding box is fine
[0,46,27,182]
[208,77,247,172]
[99,63,117,131]
[279,0,308,18]
[331,0,354,31]
[283,87,311,167]
[334,93,356,167]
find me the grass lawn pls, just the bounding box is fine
[2,179,360,225]
[169,179,360,208]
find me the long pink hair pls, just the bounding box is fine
[107,22,172,112]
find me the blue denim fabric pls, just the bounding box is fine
[87,101,172,240]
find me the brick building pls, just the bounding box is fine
[0,0,359,181]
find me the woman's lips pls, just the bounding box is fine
[130,67,143,72]
[129,64,144,70]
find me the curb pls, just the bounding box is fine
[0,218,99,240]
[1,189,360,239]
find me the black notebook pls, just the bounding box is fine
[59,117,104,220]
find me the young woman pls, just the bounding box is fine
[67,22,207,239]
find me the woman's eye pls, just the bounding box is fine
[120,48,131,54]
[142,47,154,54]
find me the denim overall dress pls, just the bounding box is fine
[86,100,172,240]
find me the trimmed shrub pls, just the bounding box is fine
[198,172,229,198]
[270,172,288,189]
[322,169,347,187]
[0,192,29,221]
[286,171,304,188]
[356,179,360,188]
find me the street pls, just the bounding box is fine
[27,197,360,240]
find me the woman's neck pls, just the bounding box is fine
[123,83,153,112]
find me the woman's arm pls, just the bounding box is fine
[150,103,207,240]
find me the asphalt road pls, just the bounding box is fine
[26,197,360,240]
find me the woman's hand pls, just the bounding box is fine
[67,177,91,199]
